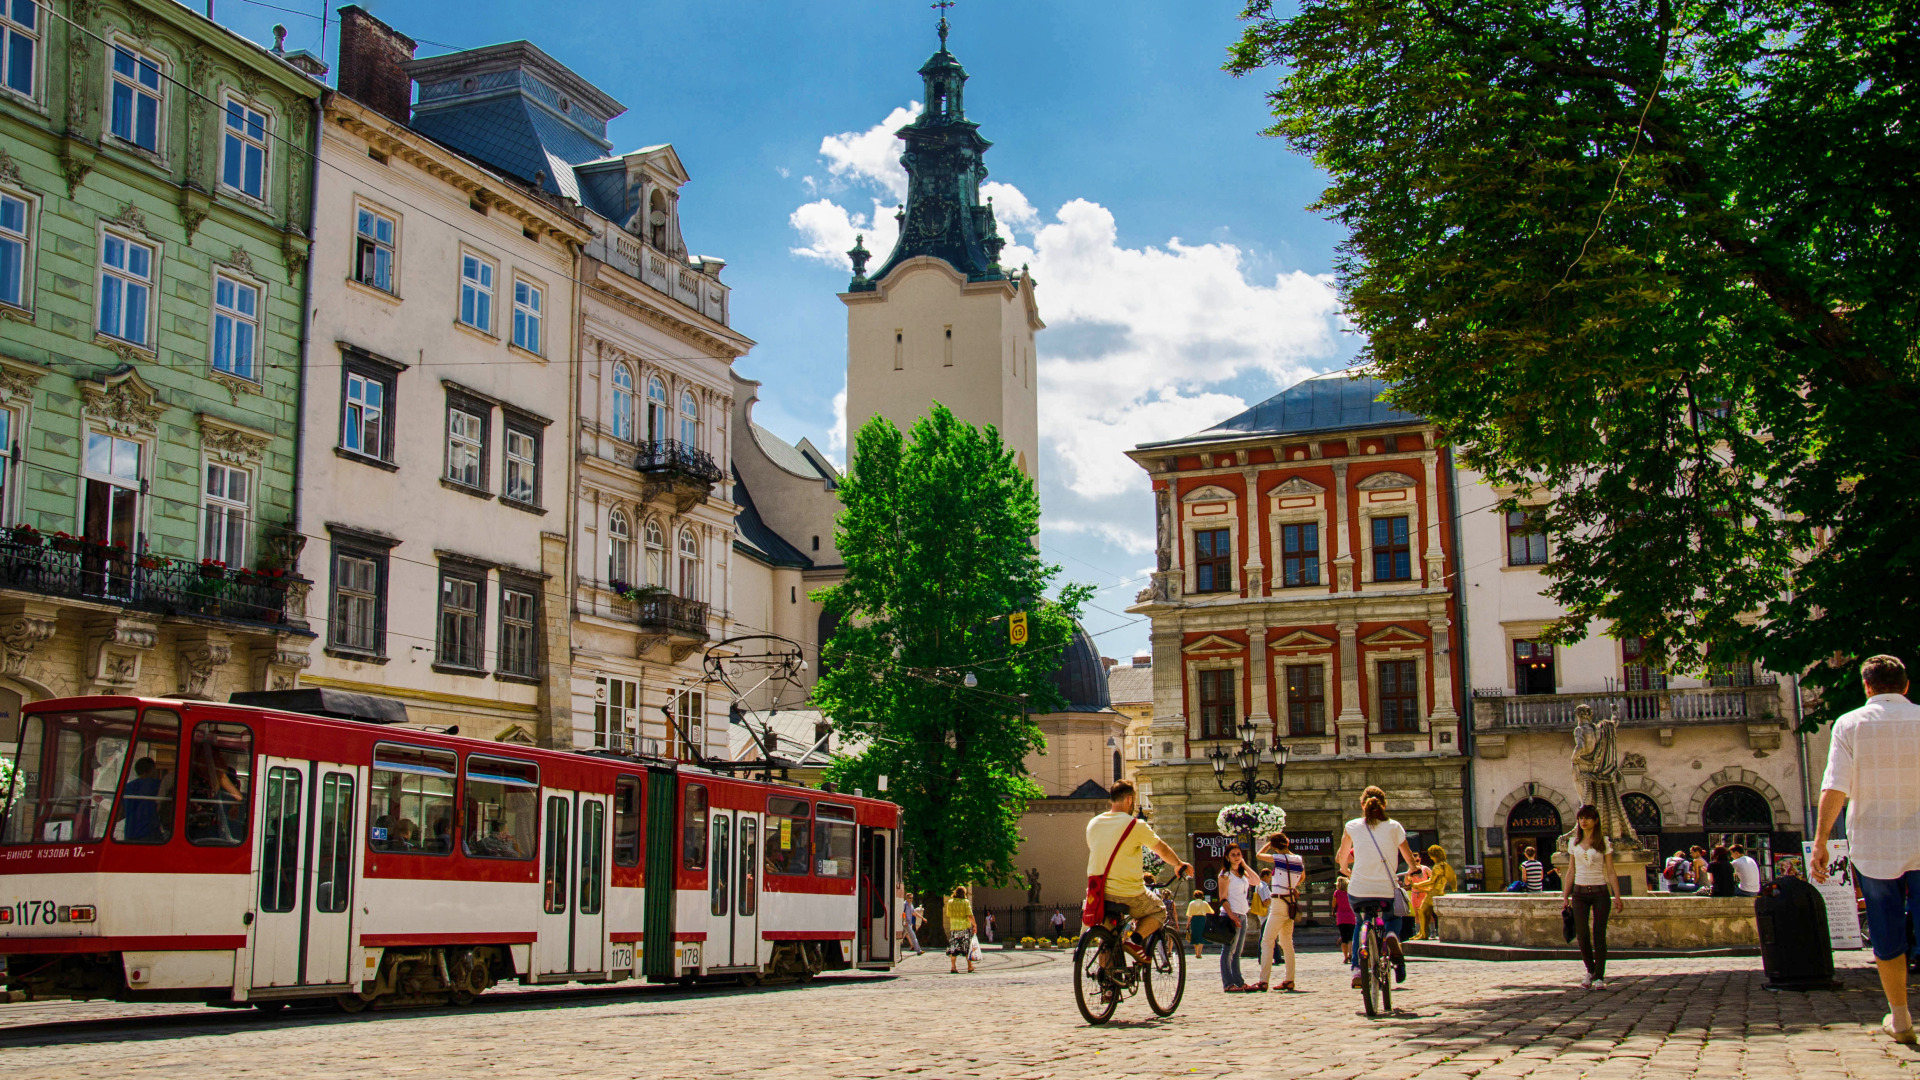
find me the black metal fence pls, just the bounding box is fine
[0,534,295,627]
[634,440,723,486]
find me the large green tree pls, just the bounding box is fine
[1228,0,1919,723]
[814,405,1092,896]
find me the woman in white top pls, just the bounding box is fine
[1561,803,1625,989]
[1218,843,1256,992]
[1258,832,1306,991]
[1335,785,1419,988]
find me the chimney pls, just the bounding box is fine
[336,5,415,124]
[1132,653,1151,669]
[1100,656,1118,671]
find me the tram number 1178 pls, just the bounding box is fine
[610,943,635,972]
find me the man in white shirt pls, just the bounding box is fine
[1729,845,1762,897]
[1086,780,1190,958]
[1814,655,1920,1045]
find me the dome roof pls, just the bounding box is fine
[1047,622,1111,713]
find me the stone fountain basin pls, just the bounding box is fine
[1432,893,1760,950]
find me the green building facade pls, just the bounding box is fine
[0,0,320,722]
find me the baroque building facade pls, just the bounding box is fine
[0,0,322,741]
[1127,370,1467,892]
[295,9,589,744]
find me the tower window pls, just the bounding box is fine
[811,535,820,551]
[894,330,903,371]
[943,325,953,367]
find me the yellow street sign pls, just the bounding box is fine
[1009,611,1028,646]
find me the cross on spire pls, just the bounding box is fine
[933,0,954,48]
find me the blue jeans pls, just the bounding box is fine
[1218,913,1247,987]
[1858,869,1920,962]
[1350,898,1396,971]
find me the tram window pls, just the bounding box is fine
[186,722,253,847]
[766,796,811,876]
[738,818,757,916]
[315,772,355,913]
[368,743,456,855]
[1,708,135,846]
[709,816,731,916]
[543,795,569,913]
[682,784,708,870]
[814,803,855,878]
[580,800,605,915]
[462,755,538,861]
[259,766,303,913]
[612,776,641,867]
[113,709,180,845]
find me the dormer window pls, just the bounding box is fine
[648,190,669,249]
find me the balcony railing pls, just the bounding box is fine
[634,440,723,487]
[634,591,709,640]
[0,533,300,627]
[1474,683,1780,729]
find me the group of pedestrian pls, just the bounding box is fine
[1657,843,1761,896]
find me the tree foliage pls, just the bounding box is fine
[813,405,1092,896]
[1228,0,1920,723]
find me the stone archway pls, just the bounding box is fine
[1618,773,1679,826]
[1684,768,1792,829]
[1493,783,1575,827]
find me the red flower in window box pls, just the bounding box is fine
[51,531,85,554]
[7,523,42,547]
[199,559,228,578]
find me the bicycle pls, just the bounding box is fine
[1353,900,1401,1017]
[1073,872,1188,1025]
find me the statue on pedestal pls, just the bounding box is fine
[1561,704,1644,855]
[1025,867,1042,906]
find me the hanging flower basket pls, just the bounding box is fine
[1143,849,1168,879]
[1216,803,1287,838]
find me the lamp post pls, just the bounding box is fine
[1209,717,1289,800]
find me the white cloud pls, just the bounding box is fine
[788,197,900,270]
[825,383,849,468]
[1044,517,1156,556]
[818,104,917,201]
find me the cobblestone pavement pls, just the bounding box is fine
[2,946,1916,1079]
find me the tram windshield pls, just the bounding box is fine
[0,708,137,845]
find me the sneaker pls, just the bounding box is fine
[1578,975,1593,990]
[1886,1015,1919,1045]
[1591,979,1607,990]
[1395,960,1406,984]
[1351,972,1363,989]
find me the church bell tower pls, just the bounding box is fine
[841,15,1043,479]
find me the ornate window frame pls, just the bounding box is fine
[1266,476,1327,591]
[1181,484,1239,596]
[1355,471,1420,586]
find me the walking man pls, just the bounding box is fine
[1813,655,1920,1045]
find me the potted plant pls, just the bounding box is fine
[7,523,42,547]
[51,531,84,554]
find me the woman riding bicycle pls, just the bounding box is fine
[1335,785,1419,989]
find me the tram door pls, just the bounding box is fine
[574,793,609,974]
[251,758,359,990]
[536,790,576,978]
[856,826,895,967]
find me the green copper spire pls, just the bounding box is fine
[849,13,1008,291]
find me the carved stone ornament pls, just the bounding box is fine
[0,147,21,186]
[281,231,309,276]
[87,616,159,693]
[82,368,164,436]
[0,360,45,405]
[1621,751,1649,772]
[253,644,312,692]
[1269,476,1326,497]
[199,417,270,464]
[106,203,155,239]
[127,13,155,43]
[176,639,234,700]
[220,246,257,278]
[0,613,59,678]
[1357,470,1419,491]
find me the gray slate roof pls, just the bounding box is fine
[1105,665,1152,706]
[1140,368,1423,450]
[732,470,812,570]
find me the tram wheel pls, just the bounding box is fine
[334,993,371,1014]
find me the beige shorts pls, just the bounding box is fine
[1107,890,1165,922]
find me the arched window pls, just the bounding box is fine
[1112,750,1123,783]
[1623,792,1662,834]
[608,509,633,585]
[679,389,699,448]
[1702,786,1772,831]
[610,364,634,442]
[646,377,670,444]
[677,527,700,600]
[648,189,670,250]
[643,519,665,587]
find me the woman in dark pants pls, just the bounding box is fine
[1707,846,1740,897]
[1561,804,1626,989]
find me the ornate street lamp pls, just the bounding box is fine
[1209,717,1289,799]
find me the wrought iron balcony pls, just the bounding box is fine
[633,591,710,641]
[634,440,722,485]
[0,531,304,629]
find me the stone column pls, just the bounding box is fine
[1148,624,1188,763]
[538,530,575,748]
[1428,616,1460,720]
[1331,462,1354,592]
[1335,618,1366,756]
[1422,450,1445,586]
[1240,467,1264,597]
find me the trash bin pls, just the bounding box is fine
[1755,877,1840,991]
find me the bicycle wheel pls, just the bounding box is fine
[1074,927,1120,1025]
[1143,928,1186,1017]
[1358,924,1380,1018]
[1375,927,1394,1014]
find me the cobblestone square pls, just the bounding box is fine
[2,946,1915,1080]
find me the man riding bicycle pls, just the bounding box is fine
[1087,780,1191,961]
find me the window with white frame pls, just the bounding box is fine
[674,689,704,761]
[607,509,633,585]
[645,377,669,442]
[677,527,700,600]
[512,278,541,353]
[211,274,259,380]
[643,519,664,587]
[220,96,269,201]
[498,583,538,678]
[98,232,155,346]
[353,205,395,291]
[678,389,699,447]
[202,462,249,567]
[340,360,391,461]
[594,675,640,753]
[0,406,14,520]
[1132,734,1153,762]
[445,400,485,489]
[504,425,538,505]
[109,44,163,152]
[82,431,142,551]
[1,0,39,99]
[610,363,634,440]
[437,565,484,670]
[459,252,494,333]
[0,190,28,309]
[331,549,382,652]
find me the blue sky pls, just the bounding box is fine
[205,0,1358,660]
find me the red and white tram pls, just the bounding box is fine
[0,692,900,1008]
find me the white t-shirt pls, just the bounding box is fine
[1569,838,1611,886]
[1222,869,1254,915]
[1266,851,1306,894]
[1344,818,1407,899]
[1820,693,1920,880]
[1732,855,1761,894]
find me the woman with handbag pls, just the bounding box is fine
[1217,843,1256,992]
[1561,804,1625,989]
[1335,785,1419,990]
[944,885,978,974]
[1258,832,1305,991]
